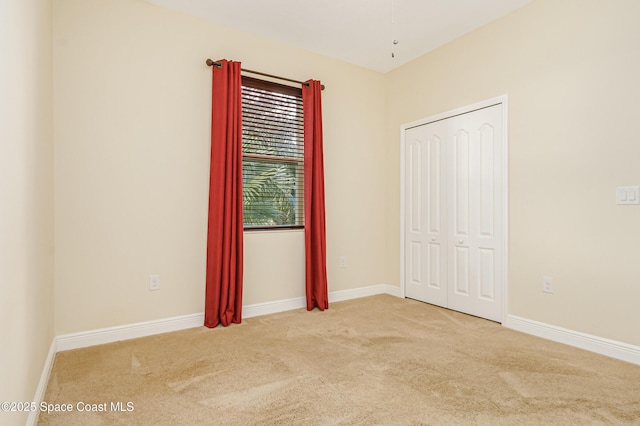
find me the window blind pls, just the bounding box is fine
[241,76,304,229]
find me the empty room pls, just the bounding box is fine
[2,0,639,424]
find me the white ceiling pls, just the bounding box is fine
[145,0,533,73]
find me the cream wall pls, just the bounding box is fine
[386,0,640,346]
[0,0,54,425]
[53,0,387,334]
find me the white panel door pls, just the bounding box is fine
[404,120,447,308]
[446,105,503,322]
[404,104,504,322]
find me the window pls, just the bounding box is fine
[241,76,304,230]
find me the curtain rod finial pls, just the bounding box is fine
[206,58,214,67]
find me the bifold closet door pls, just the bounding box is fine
[405,120,448,307]
[404,104,504,322]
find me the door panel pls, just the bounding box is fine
[478,248,495,300]
[454,130,470,237]
[409,241,422,285]
[479,124,495,237]
[427,136,442,235]
[406,130,424,299]
[447,105,503,322]
[453,246,470,295]
[427,242,441,289]
[409,141,422,233]
[405,121,447,307]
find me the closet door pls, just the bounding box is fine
[447,105,503,322]
[404,120,447,308]
[404,103,504,323]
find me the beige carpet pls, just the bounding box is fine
[40,295,640,425]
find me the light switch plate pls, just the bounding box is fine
[616,186,640,205]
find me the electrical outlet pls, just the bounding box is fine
[543,276,553,294]
[339,256,347,268]
[149,274,160,291]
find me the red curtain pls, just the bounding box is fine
[303,80,329,311]
[205,59,243,327]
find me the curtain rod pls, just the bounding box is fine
[205,59,325,90]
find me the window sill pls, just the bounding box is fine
[244,226,304,234]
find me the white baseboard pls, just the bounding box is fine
[26,338,57,426]
[243,296,306,318]
[243,283,401,318]
[503,315,640,366]
[55,284,400,352]
[57,313,204,352]
[330,284,401,302]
